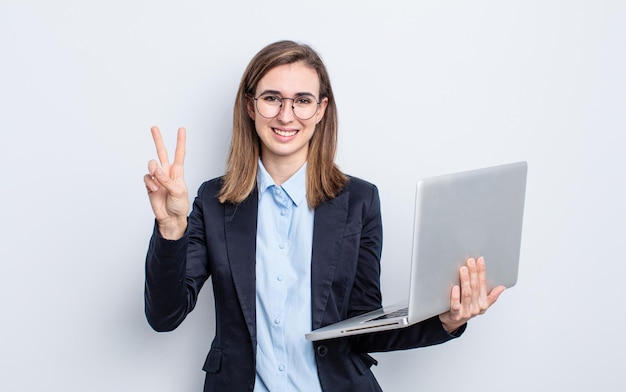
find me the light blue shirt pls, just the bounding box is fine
[254,160,322,392]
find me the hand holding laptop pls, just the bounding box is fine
[438,256,506,333]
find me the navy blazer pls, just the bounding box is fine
[145,176,462,391]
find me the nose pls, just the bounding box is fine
[277,98,296,122]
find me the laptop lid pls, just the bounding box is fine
[406,160,527,323]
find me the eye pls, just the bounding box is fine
[261,94,281,103]
[295,96,313,105]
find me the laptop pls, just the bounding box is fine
[305,161,527,341]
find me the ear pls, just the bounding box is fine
[245,95,256,120]
[315,97,329,124]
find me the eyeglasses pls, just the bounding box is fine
[251,93,321,120]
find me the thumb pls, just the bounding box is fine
[487,285,506,305]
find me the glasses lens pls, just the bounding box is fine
[256,94,282,118]
[255,94,319,120]
[292,96,318,120]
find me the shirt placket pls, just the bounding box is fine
[271,186,291,389]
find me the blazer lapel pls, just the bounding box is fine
[224,192,258,342]
[310,190,350,330]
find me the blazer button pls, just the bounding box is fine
[316,345,328,357]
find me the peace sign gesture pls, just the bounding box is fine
[143,126,189,240]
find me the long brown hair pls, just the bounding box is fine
[218,40,347,208]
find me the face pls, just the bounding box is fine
[247,62,328,167]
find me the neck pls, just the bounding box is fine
[260,155,306,186]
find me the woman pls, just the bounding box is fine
[143,40,504,391]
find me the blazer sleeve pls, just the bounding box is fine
[144,182,211,332]
[345,180,465,353]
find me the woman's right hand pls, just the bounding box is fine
[143,126,190,240]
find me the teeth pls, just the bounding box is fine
[274,129,297,137]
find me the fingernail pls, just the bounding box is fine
[468,258,475,266]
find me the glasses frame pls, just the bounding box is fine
[249,93,321,120]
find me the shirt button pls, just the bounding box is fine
[278,364,285,371]
[279,243,286,249]
[277,275,284,281]
[281,209,288,216]
[275,188,282,195]
[274,318,281,324]
[316,345,328,357]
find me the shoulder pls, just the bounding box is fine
[331,175,381,215]
[192,177,225,204]
[195,176,258,207]
[342,175,379,199]
[197,176,224,194]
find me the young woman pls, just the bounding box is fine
[143,40,504,391]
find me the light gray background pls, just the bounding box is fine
[1,1,624,391]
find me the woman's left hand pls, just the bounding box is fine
[438,257,506,333]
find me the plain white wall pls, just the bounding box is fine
[1,1,624,390]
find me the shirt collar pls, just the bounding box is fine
[257,159,307,207]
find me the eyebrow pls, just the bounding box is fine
[257,89,316,97]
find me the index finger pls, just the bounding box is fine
[151,126,170,168]
[173,127,186,166]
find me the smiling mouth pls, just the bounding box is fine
[273,128,298,137]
